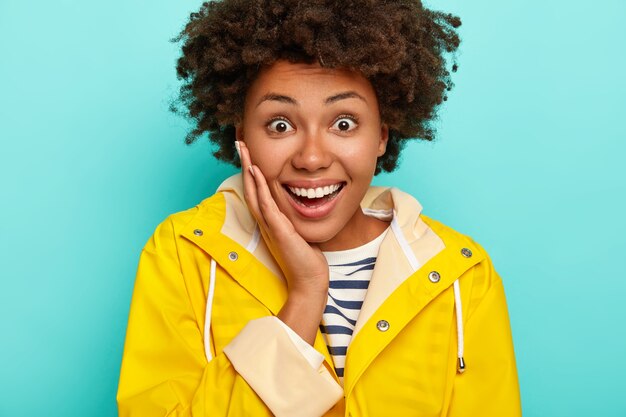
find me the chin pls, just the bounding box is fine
[292,223,339,245]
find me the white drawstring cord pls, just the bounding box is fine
[204,258,217,362]
[391,214,466,373]
[453,279,465,373]
[389,215,420,271]
[204,225,261,362]
[246,223,261,253]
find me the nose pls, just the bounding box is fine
[291,131,332,172]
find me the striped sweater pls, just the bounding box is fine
[321,228,389,384]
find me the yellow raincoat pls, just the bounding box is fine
[117,174,521,416]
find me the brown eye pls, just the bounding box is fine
[267,119,294,134]
[331,117,357,132]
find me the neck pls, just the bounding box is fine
[318,209,390,252]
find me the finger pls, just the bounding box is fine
[240,142,295,244]
[237,141,255,179]
[237,141,264,226]
[250,164,296,238]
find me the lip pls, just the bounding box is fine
[282,179,345,188]
[282,181,346,219]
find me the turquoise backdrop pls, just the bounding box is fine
[1,0,625,416]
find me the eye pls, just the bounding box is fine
[267,118,295,134]
[331,116,358,133]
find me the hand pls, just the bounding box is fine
[237,140,330,294]
[237,141,328,344]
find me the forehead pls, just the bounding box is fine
[245,60,378,103]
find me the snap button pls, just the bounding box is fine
[228,251,238,261]
[376,320,390,332]
[461,248,473,258]
[193,229,203,236]
[428,271,441,283]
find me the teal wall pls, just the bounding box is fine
[1,0,624,415]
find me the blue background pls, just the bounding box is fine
[1,0,625,416]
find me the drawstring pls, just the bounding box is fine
[453,279,466,373]
[390,215,466,374]
[204,224,261,362]
[204,259,217,362]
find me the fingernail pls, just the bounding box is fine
[248,165,255,177]
[234,141,241,158]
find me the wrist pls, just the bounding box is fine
[289,283,328,302]
[288,272,329,298]
[278,289,327,345]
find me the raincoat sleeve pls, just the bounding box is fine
[447,256,522,417]
[117,218,342,417]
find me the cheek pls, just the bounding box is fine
[246,141,286,178]
[340,140,381,175]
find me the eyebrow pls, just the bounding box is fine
[255,91,367,108]
[325,91,367,105]
[255,94,297,108]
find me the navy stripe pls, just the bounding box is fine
[345,263,375,276]
[330,257,377,267]
[329,280,370,289]
[321,325,353,335]
[328,346,348,356]
[328,293,363,309]
[324,305,357,326]
[335,367,344,377]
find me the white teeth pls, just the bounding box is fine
[287,183,342,199]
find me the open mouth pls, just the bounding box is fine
[283,183,345,208]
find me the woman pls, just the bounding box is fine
[117,1,521,416]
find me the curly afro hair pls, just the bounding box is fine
[172,0,461,174]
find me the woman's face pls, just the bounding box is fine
[237,60,388,249]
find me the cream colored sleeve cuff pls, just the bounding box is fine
[273,317,325,369]
[223,316,343,417]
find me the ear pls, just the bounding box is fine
[377,124,389,157]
